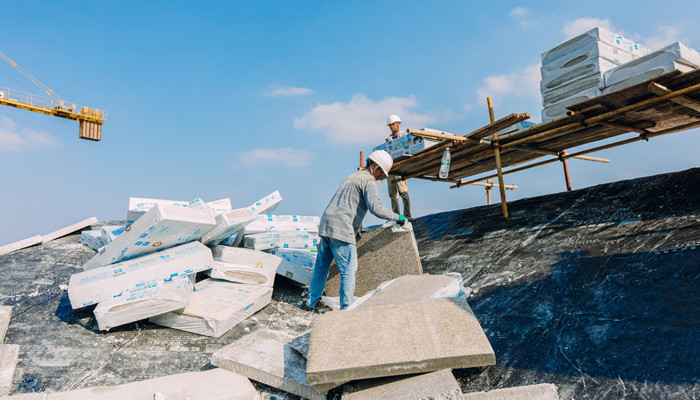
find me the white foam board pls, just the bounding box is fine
[94,275,193,331]
[100,225,125,244]
[267,248,317,286]
[42,217,98,244]
[80,230,105,250]
[83,204,216,270]
[0,235,42,257]
[247,190,283,215]
[542,40,643,77]
[541,92,602,121]
[540,57,617,91]
[603,42,700,91]
[231,214,320,247]
[126,197,232,223]
[372,134,438,158]
[542,75,602,106]
[149,279,273,338]
[209,246,282,286]
[244,232,319,251]
[200,208,257,246]
[68,241,213,309]
[541,26,650,66]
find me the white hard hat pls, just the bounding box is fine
[386,114,401,125]
[368,150,393,177]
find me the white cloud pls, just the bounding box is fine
[562,18,615,39]
[264,86,314,97]
[294,94,436,144]
[0,116,59,152]
[475,64,541,104]
[643,25,680,51]
[509,7,529,17]
[234,147,315,168]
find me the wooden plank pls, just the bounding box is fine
[465,112,530,139]
[648,82,700,112]
[406,129,467,143]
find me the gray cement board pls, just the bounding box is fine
[291,274,463,359]
[212,329,330,400]
[0,236,43,258]
[325,227,423,298]
[0,307,12,343]
[342,369,463,400]
[462,383,559,400]
[0,344,20,396]
[45,368,257,400]
[306,297,495,385]
[41,218,98,244]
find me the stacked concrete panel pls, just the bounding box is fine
[603,41,700,93]
[82,204,216,270]
[209,245,282,286]
[540,26,650,120]
[306,297,495,385]
[68,241,213,309]
[149,278,272,338]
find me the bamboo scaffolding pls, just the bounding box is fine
[487,98,509,217]
[648,82,700,113]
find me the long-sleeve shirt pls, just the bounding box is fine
[318,169,399,244]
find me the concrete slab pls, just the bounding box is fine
[0,344,20,396]
[210,246,281,286]
[93,276,193,331]
[45,368,257,399]
[83,204,216,270]
[462,383,559,400]
[68,241,213,309]
[306,297,495,385]
[200,208,257,246]
[342,369,463,400]
[212,329,330,400]
[325,226,423,298]
[41,217,98,244]
[149,279,272,338]
[0,235,43,257]
[0,306,12,343]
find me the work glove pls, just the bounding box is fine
[397,214,406,226]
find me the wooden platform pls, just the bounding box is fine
[391,69,700,189]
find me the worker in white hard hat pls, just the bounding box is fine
[305,149,406,311]
[385,114,412,220]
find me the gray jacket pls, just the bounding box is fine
[318,169,399,244]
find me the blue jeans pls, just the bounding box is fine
[306,236,358,310]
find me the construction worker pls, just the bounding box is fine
[305,150,406,311]
[386,114,412,220]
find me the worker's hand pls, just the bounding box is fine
[397,214,406,226]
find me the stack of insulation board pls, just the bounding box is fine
[233,214,321,286]
[69,191,284,337]
[540,26,650,121]
[372,133,438,159]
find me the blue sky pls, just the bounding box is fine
[1,1,699,245]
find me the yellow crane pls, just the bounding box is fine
[0,50,106,141]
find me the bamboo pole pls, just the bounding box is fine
[488,97,508,218]
[414,175,516,189]
[450,119,700,189]
[359,151,364,169]
[466,112,531,139]
[486,179,492,205]
[560,151,572,191]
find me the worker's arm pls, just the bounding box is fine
[362,179,400,221]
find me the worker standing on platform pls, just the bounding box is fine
[386,114,412,220]
[305,150,406,311]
